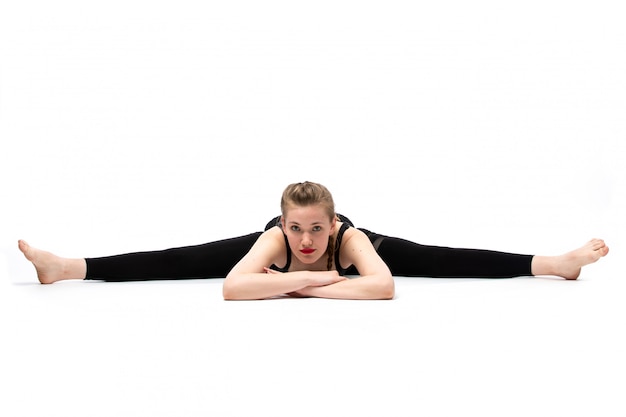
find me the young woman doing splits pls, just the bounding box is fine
[18,182,609,300]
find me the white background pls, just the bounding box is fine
[1,1,624,416]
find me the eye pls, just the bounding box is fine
[312,226,322,232]
[290,225,301,232]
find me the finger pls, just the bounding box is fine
[287,291,305,298]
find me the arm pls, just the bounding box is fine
[222,229,347,300]
[290,229,395,300]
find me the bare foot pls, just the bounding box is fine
[533,239,610,280]
[17,240,86,284]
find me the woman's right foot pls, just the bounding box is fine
[17,240,85,284]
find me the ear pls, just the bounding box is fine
[330,215,337,233]
[280,216,287,232]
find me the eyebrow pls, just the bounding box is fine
[288,221,324,225]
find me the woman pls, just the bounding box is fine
[18,181,609,300]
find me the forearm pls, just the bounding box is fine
[223,271,312,300]
[296,275,395,300]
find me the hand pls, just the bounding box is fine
[286,289,312,298]
[307,270,348,287]
[263,267,347,287]
[261,268,309,297]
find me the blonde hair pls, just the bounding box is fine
[281,181,337,271]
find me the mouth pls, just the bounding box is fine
[300,248,315,255]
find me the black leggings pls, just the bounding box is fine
[85,230,533,281]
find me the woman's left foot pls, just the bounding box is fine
[554,239,609,280]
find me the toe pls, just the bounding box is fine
[18,240,29,255]
[591,239,605,250]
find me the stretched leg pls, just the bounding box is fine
[373,234,533,278]
[18,232,262,283]
[361,232,608,279]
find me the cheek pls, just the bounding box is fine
[285,235,298,250]
[317,234,331,248]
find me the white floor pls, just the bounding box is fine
[1,257,623,417]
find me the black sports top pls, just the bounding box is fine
[264,214,354,276]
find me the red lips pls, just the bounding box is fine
[300,248,315,254]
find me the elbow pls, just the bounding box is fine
[222,284,236,301]
[373,275,395,300]
[222,287,237,301]
[222,276,244,300]
[380,276,395,300]
[223,286,248,301]
[222,274,264,301]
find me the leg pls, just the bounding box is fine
[363,232,609,279]
[371,234,533,278]
[18,232,262,283]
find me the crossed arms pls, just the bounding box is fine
[223,228,394,300]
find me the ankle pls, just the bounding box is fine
[531,255,556,276]
[62,258,87,280]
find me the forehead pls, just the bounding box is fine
[284,205,331,224]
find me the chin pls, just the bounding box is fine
[298,257,318,265]
[296,254,322,265]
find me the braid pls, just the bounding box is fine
[326,214,340,271]
[326,235,335,271]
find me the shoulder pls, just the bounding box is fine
[338,227,375,260]
[338,227,391,277]
[340,226,367,245]
[259,226,289,263]
[256,226,286,250]
[239,226,287,262]
[228,226,287,274]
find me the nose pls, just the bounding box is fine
[302,233,313,246]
